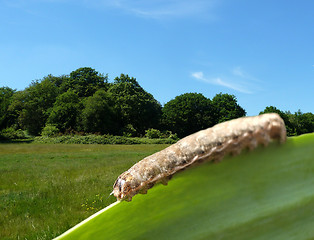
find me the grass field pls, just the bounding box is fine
[0,143,168,240]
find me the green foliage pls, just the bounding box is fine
[260,106,294,135]
[80,90,116,134]
[121,124,137,137]
[0,87,15,130]
[161,92,246,138]
[6,90,27,130]
[113,73,140,86]
[0,127,26,140]
[260,106,314,136]
[162,93,214,138]
[108,74,162,135]
[1,67,312,139]
[55,134,314,240]
[167,131,179,141]
[33,134,178,145]
[47,90,82,132]
[41,124,60,137]
[42,74,69,89]
[144,129,178,140]
[145,128,162,139]
[259,105,286,118]
[289,110,314,136]
[7,79,59,135]
[63,67,108,98]
[211,92,246,123]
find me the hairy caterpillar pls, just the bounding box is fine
[112,113,286,201]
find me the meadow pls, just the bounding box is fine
[0,143,167,240]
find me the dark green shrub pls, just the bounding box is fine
[41,124,60,137]
[0,127,26,139]
[168,133,179,141]
[122,124,137,137]
[145,129,162,139]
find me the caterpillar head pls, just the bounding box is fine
[266,113,287,143]
[112,173,138,201]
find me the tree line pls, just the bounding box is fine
[0,67,313,140]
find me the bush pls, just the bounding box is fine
[122,124,137,137]
[0,127,26,139]
[41,124,60,137]
[160,130,179,141]
[168,132,179,141]
[145,129,162,139]
[144,129,179,141]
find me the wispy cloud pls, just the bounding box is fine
[98,0,218,19]
[232,66,261,83]
[232,67,248,78]
[191,69,259,94]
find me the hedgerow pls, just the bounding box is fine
[33,134,178,145]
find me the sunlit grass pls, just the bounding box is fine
[0,143,167,240]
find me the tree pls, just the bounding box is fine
[107,74,162,136]
[47,90,81,132]
[211,93,246,124]
[7,79,59,135]
[297,112,314,134]
[61,67,108,98]
[259,106,284,116]
[43,74,70,90]
[7,91,27,130]
[288,110,314,136]
[0,87,15,130]
[162,93,214,138]
[80,90,117,134]
[113,73,140,86]
[259,106,294,136]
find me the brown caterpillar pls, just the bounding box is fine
[112,113,286,201]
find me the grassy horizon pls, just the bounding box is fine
[0,143,168,239]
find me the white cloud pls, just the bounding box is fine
[232,67,247,78]
[191,71,254,94]
[232,66,261,83]
[191,71,205,80]
[215,78,253,94]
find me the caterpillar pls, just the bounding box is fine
[112,113,286,201]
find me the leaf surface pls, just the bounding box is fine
[55,133,314,240]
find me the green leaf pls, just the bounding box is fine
[55,133,314,240]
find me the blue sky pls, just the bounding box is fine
[0,0,313,116]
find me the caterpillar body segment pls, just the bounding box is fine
[112,113,286,201]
